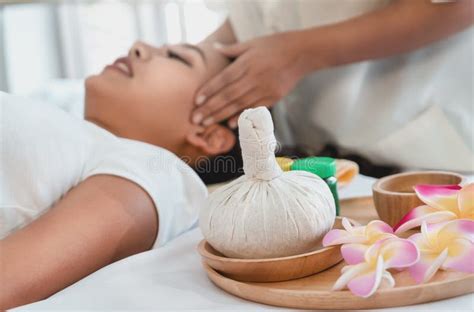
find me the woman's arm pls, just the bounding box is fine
[0,175,158,310]
[298,0,474,74]
[193,0,474,126]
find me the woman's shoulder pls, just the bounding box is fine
[84,137,208,247]
[85,135,207,195]
[91,137,203,186]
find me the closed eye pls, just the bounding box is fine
[167,50,192,67]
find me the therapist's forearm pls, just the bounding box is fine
[296,0,473,74]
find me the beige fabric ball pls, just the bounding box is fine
[199,107,335,259]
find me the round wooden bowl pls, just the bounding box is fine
[197,217,352,283]
[372,171,463,227]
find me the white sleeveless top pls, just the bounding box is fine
[0,92,207,247]
[226,0,473,172]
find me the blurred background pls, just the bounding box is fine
[1,0,472,177]
[0,0,226,94]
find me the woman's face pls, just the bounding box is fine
[85,41,230,155]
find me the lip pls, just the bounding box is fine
[106,56,133,77]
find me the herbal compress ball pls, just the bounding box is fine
[199,107,335,259]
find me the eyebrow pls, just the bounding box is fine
[182,43,206,64]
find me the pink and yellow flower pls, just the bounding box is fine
[333,237,419,297]
[408,219,474,283]
[394,183,474,234]
[323,218,396,263]
[325,183,473,298]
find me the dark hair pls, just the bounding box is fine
[195,125,244,184]
[195,137,401,184]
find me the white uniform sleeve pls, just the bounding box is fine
[225,0,267,41]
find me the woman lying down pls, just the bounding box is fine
[0,41,234,309]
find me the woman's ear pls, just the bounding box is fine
[186,124,236,156]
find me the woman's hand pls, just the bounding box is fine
[192,0,474,129]
[192,32,308,128]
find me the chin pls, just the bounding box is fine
[85,68,120,94]
[85,74,117,107]
[85,75,102,100]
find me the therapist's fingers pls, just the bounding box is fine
[193,79,255,124]
[227,115,239,129]
[213,41,250,58]
[195,59,249,106]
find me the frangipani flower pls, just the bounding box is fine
[408,220,474,283]
[333,237,419,297]
[394,183,474,234]
[323,218,396,263]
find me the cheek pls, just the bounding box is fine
[85,62,202,148]
[133,66,199,125]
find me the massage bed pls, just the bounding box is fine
[10,82,472,310]
[14,174,474,311]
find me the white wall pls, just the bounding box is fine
[1,1,226,95]
[4,3,62,94]
[0,7,8,92]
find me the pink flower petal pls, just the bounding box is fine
[394,205,437,232]
[333,263,369,291]
[458,183,474,219]
[394,205,457,234]
[342,217,354,231]
[341,244,368,265]
[438,219,474,244]
[415,184,462,197]
[364,239,385,263]
[365,220,394,243]
[442,238,474,273]
[382,271,395,288]
[347,255,384,298]
[366,220,393,235]
[350,225,366,236]
[414,184,461,214]
[458,220,474,243]
[323,229,365,247]
[426,221,450,233]
[380,238,419,269]
[408,253,435,284]
[408,232,424,243]
[408,232,431,253]
[409,249,448,283]
[420,221,436,244]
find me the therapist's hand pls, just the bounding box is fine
[192,32,307,128]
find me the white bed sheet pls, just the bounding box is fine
[15,175,474,311]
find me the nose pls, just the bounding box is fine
[129,41,167,61]
[129,41,151,60]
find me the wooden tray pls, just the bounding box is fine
[203,196,474,309]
